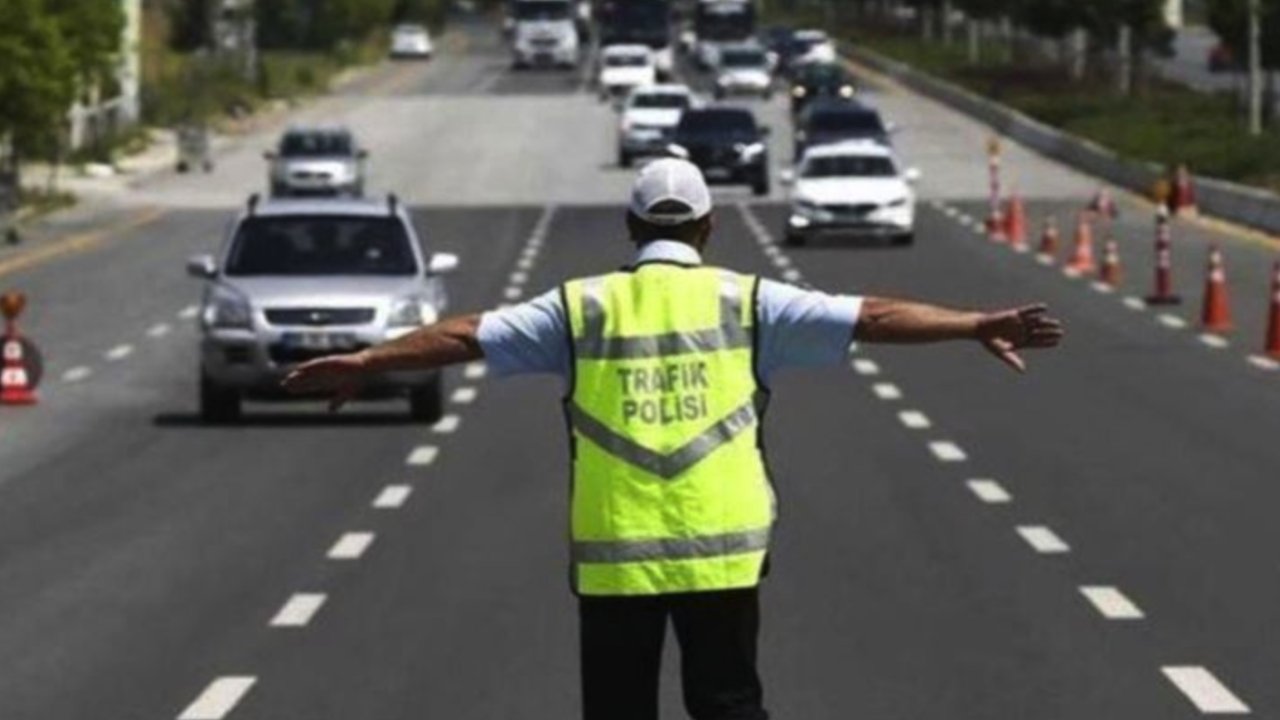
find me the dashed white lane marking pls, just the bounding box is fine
[781,268,803,283]
[451,386,478,404]
[178,305,200,320]
[1079,586,1144,620]
[1062,267,1083,279]
[967,479,1012,504]
[147,323,172,338]
[1158,313,1188,329]
[871,383,902,400]
[269,593,327,628]
[1162,666,1251,715]
[405,445,439,466]
[1198,334,1229,349]
[464,362,488,379]
[1017,525,1071,554]
[503,286,523,301]
[851,358,880,376]
[373,484,413,509]
[928,441,967,462]
[62,366,92,383]
[1123,296,1148,311]
[1091,281,1115,294]
[105,344,134,361]
[761,244,781,258]
[178,676,257,720]
[433,414,461,434]
[516,256,535,271]
[509,271,529,285]
[772,254,792,268]
[898,410,932,429]
[1246,354,1280,371]
[1035,254,1055,266]
[327,532,375,560]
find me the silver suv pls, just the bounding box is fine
[265,126,367,198]
[186,194,459,423]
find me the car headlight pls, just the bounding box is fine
[886,197,910,208]
[793,198,820,215]
[204,287,252,330]
[792,86,807,98]
[388,297,427,327]
[738,142,766,160]
[839,85,855,98]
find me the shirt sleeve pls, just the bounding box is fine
[476,289,571,379]
[755,278,863,384]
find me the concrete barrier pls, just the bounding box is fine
[845,43,1280,237]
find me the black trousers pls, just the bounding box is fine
[578,588,769,720]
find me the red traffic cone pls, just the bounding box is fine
[1100,239,1122,288]
[1265,261,1280,358]
[1005,193,1028,251]
[1066,214,1096,274]
[1201,245,1233,333]
[0,337,37,405]
[1088,187,1118,220]
[1037,216,1060,261]
[1146,208,1181,305]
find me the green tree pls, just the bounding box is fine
[44,0,127,98]
[0,0,77,174]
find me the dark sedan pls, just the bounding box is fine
[669,108,771,196]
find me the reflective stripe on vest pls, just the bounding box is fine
[565,264,774,597]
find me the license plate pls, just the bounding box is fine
[281,333,357,351]
[703,167,732,180]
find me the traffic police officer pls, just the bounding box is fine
[284,159,1064,720]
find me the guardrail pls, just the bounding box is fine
[844,43,1280,237]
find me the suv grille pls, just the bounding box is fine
[265,308,376,326]
[269,343,370,365]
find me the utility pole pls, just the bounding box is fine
[1248,0,1263,136]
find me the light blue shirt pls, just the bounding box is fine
[476,241,864,386]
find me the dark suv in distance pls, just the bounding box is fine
[669,108,771,196]
[789,62,856,115]
[793,100,891,160]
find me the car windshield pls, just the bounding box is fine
[280,132,353,158]
[810,111,884,134]
[677,111,756,139]
[226,216,417,277]
[514,0,570,20]
[395,25,427,35]
[721,49,766,68]
[802,155,896,178]
[799,65,849,86]
[632,93,690,109]
[606,54,649,67]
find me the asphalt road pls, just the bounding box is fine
[0,15,1277,720]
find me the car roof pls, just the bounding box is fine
[794,29,829,41]
[247,196,404,220]
[803,140,895,160]
[803,98,875,116]
[283,125,353,137]
[685,106,754,118]
[603,44,651,56]
[631,83,692,96]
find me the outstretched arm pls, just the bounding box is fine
[853,298,1063,372]
[282,314,484,409]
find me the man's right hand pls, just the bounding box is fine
[281,352,370,411]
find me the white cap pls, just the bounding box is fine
[629,159,713,225]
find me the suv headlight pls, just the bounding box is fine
[839,85,855,98]
[737,142,766,160]
[204,286,252,330]
[388,297,427,327]
[886,196,910,208]
[792,85,807,98]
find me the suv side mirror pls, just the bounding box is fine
[666,143,690,160]
[357,149,370,160]
[779,169,796,186]
[904,167,922,183]
[427,252,460,276]
[186,254,218,279]
[263,150,277,161]
[759,126,772,138]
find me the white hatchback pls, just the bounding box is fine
[783,140,920,246]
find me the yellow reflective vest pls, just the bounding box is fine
[563,262,775,596]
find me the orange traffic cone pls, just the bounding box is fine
[1037,216,1060,261]
[1066,214,1096,274]
[1265,261,1280,358]
[1005,193,1028,251]
[0,337,37,405]
[1201,245,1233,333]
[1100,239,1122,288]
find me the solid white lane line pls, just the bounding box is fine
[433,414,461,434]
[406,445,439,467]
[373,484,413,509]
[178,676,257,720]
[871,383,902,400]
[1123,296,1148,311]
[269,593,327,628]
[464,362,488,379]
[966,479,1011,504]
[503,286,523,301]
[1162,666,1251,714]
[928,441,967,462]
[1198,334,1229,349]
[782,268,803,283]
[62,366,92,383]
[851,358,880,376]
[328,532,375,560]
[1079,586,1144,620]
[178,305,200,320]
[1017,525,1070,554]
[898,410,932,429]
[147,323,172,338]
[451,386,478,404]
[1158,313,1188,329]
[105,344,134,361]
[1246,354,1280,371]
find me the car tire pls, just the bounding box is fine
[752,174,770,197]
[408,375,444,424]
[892,232,915,247]
[200,373,242,424]
[618,149,632,168]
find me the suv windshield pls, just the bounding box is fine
[798,64,848,86]
[809,111,884,134]
[280,132,353,158]
[802,156,896,178]
[226,216,417,277]
[676,111,757,139]
[721,49,766,68]
[514,1,570,20]
[633,93,690,109]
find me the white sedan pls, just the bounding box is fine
[390,24,433,59]
[599,44,657,100]
[783,140,921,246]
[617,84,697,167]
